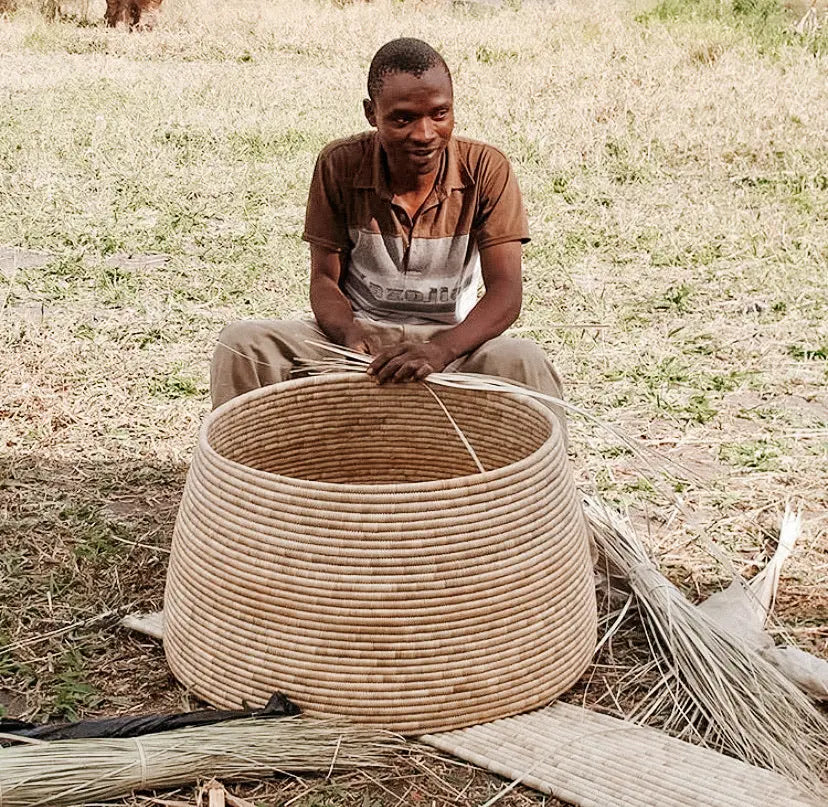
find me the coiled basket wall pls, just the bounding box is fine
[164,374,597,734]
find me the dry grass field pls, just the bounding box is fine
[1,0,826,804]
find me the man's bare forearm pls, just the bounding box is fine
[367,241,524,383]
[366,289,519,384]
[310,274,356,345]
[429,286,521,362]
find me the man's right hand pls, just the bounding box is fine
[310,246,382,357]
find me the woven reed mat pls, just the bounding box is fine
[421,702,821,807]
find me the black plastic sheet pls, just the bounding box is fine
[0,692,300,744]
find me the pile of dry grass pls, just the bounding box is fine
[586,499,828,797]
[0,717,398,807]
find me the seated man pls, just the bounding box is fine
[212,37,566,435]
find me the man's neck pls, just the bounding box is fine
[380,146,439,195]
[387,163,438,196]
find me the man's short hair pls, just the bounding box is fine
[367,38,451,101]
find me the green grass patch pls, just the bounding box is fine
[787,341,828,360]
[475,44,520,63]
[679,392,719,423]
[58,503,128,560]
[719,438,781,469]
[637,0,828,54]
[652,283,695,313]
[149,368,207,399]
[50,648,101,721]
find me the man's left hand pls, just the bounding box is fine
[367,341,453,384]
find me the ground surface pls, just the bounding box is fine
[0,0,826,804]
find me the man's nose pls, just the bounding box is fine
[411,117,436,142]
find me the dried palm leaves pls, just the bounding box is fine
[586,499,828,798]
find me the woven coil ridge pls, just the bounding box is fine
[164,373,597,734]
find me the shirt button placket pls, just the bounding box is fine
[399,210,412,272]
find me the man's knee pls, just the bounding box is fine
[466,336,568,444]
[469,337,549,378]
[211,320,292,409]
[215,320,264,360]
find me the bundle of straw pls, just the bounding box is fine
[0,717,397,807]
[299,342,648,450]
[585,498,828,797]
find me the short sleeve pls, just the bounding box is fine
[474,152,530,250]
[302,150,350,252]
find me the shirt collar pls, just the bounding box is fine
[353,133,474,200]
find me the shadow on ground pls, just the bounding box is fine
[0,454,188,721]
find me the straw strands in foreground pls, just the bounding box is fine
[0,717,398,807]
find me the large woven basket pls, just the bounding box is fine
[164,373,597,734]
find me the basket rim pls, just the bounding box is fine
[202,372,563,494]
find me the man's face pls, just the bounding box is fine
[364,65,454,177]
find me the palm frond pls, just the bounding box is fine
[297,342,697,494]
[585,497,828,796]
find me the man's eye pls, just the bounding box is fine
[433,109,449,120]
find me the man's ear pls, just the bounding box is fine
[363,98,377,128]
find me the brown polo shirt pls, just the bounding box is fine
[303,132,529,326]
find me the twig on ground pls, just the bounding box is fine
[0,609,122,654]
